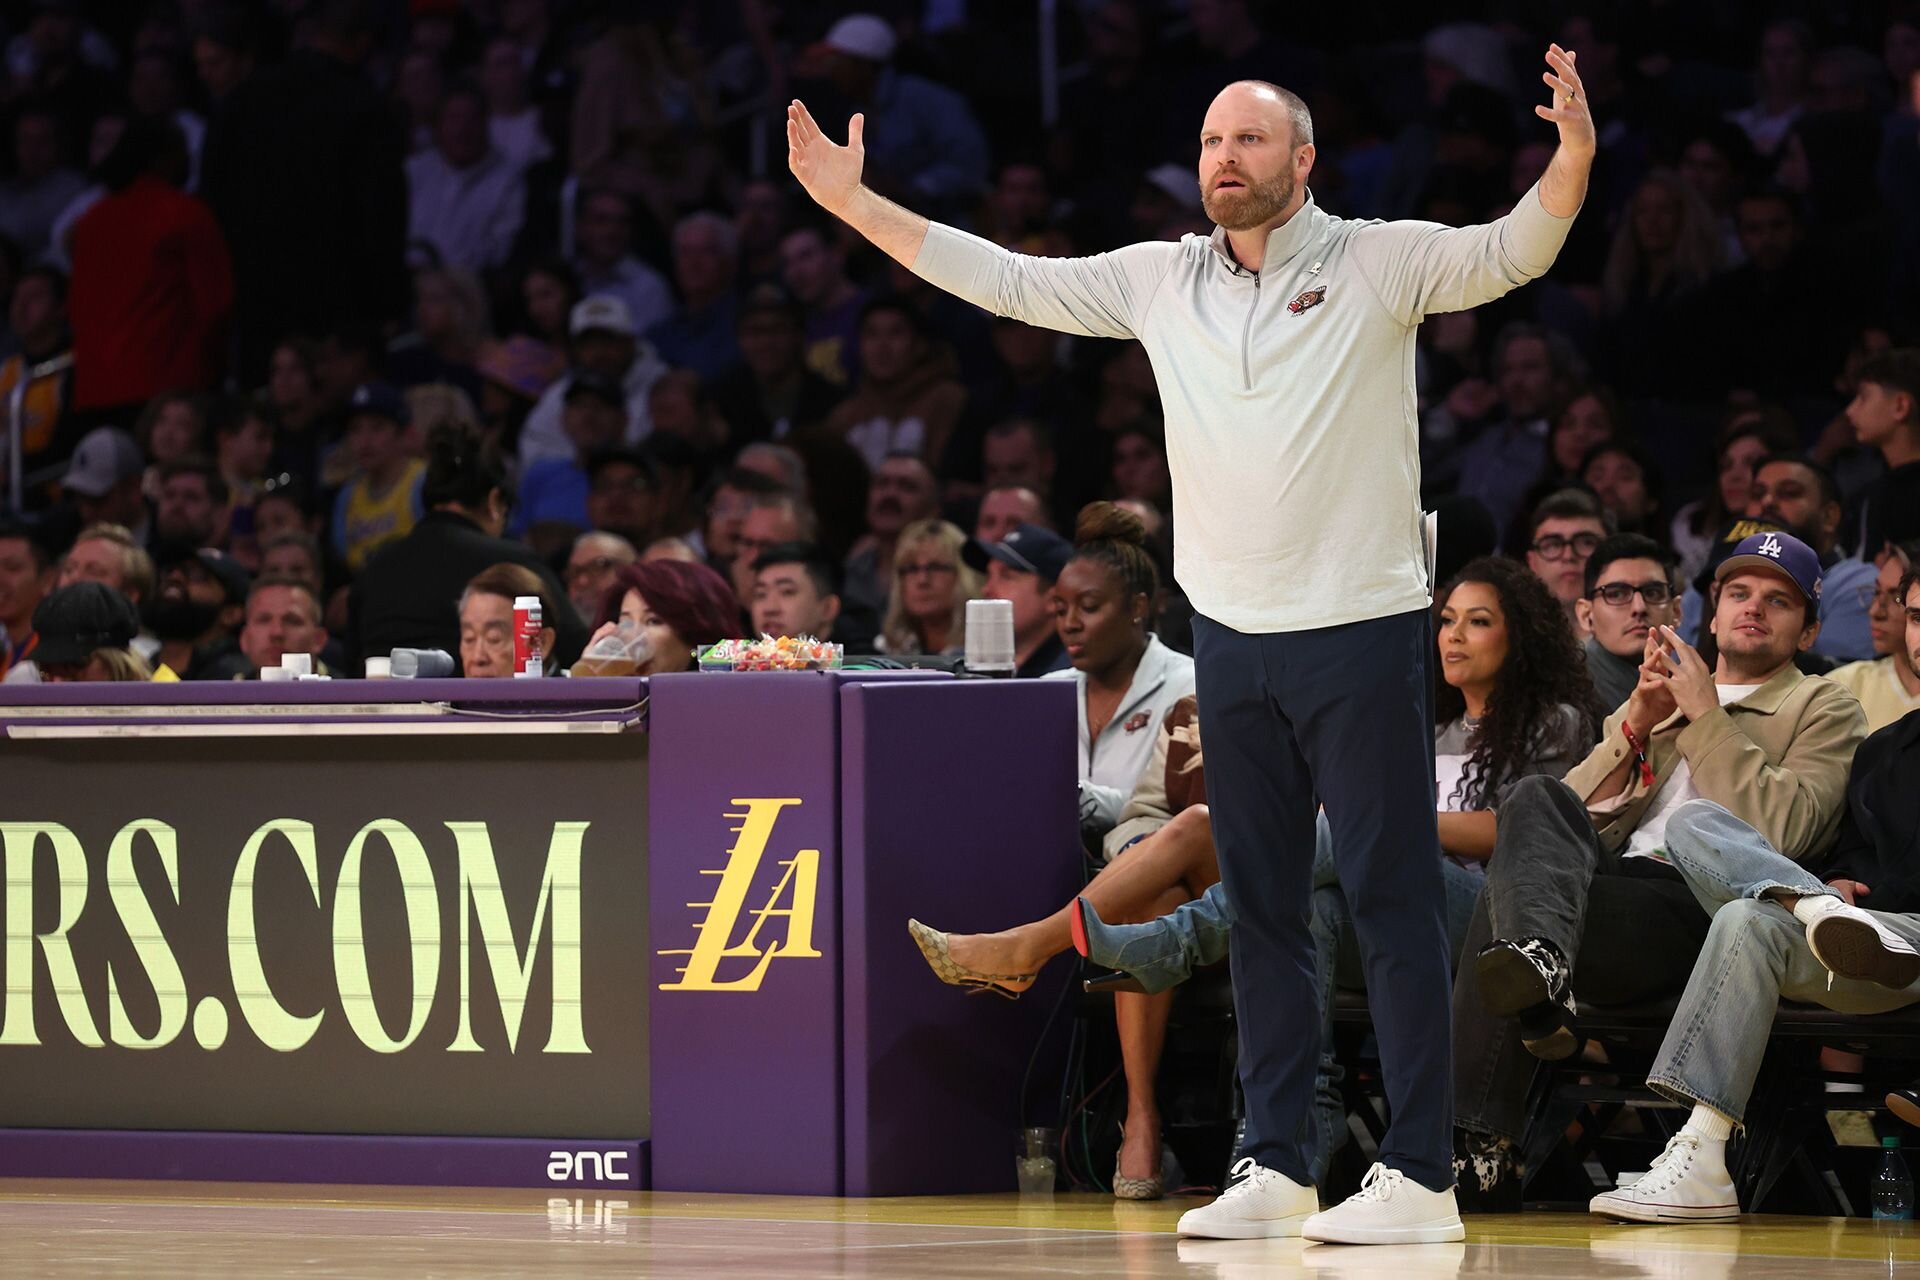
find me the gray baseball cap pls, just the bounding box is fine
[62,427,144,498]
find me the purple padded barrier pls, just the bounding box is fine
[645,669,947,1195]
[0,1130,649,1189]
[838,680,1081,1195]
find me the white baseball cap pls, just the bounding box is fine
[62,427,144,498]
[817,14,896,63]
[570,294,638,338]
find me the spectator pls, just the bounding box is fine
[749,541,843,642]
[780,223,866,386]
[133,392,208,501]
[1575,534,1682,712]
[964,522,1074,678]
[843,453,938,623]
[0,522,53,681]
[148,547,249,680]
[389,266,490,400]
[235,575,330,677]
[879,517,979,657]
[1043,503,1196,834]
[59,427,149,544]
[1452,533,1865,1202]
[1729,20,1813,156]
[593,444,671,550]
[645,212,742,381]
[820,297,967,471]
[68,118,234,413]
[572,190,672,336]
[975,484,1050,544]
[644,538,701,563]
[351,421,582,670]
[1746,455,1876,662]
[514,372,630,552]
[458,562,559,677]
[16,582,151,684]
[1110,425,1173,512]
[259,533,324,598]
[729,492,817,612]
[702,466,788,570]
[1827,543,1920,732]
[645,369,728,457]
[1591,581,1920,1222]
[1598,171,1721,395]
[735,442,809,496]
[57,523,155,609]
[1670,408,1800,584]
[127,47,207,191]
[475,333,566,454]
[331,383,425,574]
[1580,440,1665,542]
[578,559,740,676]
[0,265,75,504]
[209,396,276,537]
[406,84,526,274]
[153,458,230,552]
[564,531,638,623]
[517,295,668,470]
[1522,489,1611,622]
[190,3,260,105]
[709,283,845,446]
[253,487,313,547]
[981,418,1056,502]
[0,105,87,258]
[1849,348,1920,560]
[797,14,989,213]
[516,257,581,363]
[200,0,409,380]
[1511,386,1623,535]
[734,178,794,287]
[480,35,553,169]
[1441,323,1584,539]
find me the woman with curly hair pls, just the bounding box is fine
[908,555,1600,1195]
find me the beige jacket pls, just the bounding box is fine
[1103,696,1204,860]
[1563,664,1866,863]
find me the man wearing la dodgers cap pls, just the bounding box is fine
[1453,526,1865,1223]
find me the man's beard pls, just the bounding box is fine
[1202,168,1296,232]
[145,594,222,642]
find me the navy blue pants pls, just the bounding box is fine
[1192,608,1453,1191]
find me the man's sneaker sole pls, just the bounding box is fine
[1174,1209,1313,1240]
[1301,1215,1466,1245]
[1589,1193,1738,1224]
[1476,943,1552,1018]
[1808,915,1920,990]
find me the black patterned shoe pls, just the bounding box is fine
[1476,937,1581,1061]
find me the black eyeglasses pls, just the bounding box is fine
[1530,533,1603,561]
[1590,581,1674,607]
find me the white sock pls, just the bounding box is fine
[1792,894,1845,926]
[1681,1104,1734,1144]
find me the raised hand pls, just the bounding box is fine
[787,100,865,217]
[1536,44,1596,158]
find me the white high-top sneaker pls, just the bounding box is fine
[1176,1158,1320,1239]
[1301,1163,1465,1245]
[1588,1132,1739,1223]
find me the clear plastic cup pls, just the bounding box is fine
[572,621,654,677]
[1016,1127,1057,1196]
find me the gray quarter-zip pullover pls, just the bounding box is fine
[911,184,1576,632]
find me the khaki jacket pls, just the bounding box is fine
[1562,665,1866,863]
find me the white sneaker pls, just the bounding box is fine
[1807,905,1920,989]
[1301,1163,1465,1245]
[1176,1158,1319,1239]
[1588,1132,1739,1223]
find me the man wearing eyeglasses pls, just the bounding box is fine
[564,531,638,622]
[1575,533,1681,711]
[1522,489,1611,623]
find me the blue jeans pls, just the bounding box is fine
[1647,800,1920,1124]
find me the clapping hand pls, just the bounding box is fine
[1653,625,1718,723]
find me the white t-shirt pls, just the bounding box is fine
[1622,683,1761,862]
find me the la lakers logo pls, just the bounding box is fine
[658,799,823,992]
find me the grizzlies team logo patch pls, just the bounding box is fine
[1287,286,1327,315]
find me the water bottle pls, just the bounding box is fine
[1874,1135,1914,1220]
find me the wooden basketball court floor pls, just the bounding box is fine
[5,1181,1920,1277]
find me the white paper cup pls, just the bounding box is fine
[279,653,313,675]
[363,657,392,679]
[260,666,293,682]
